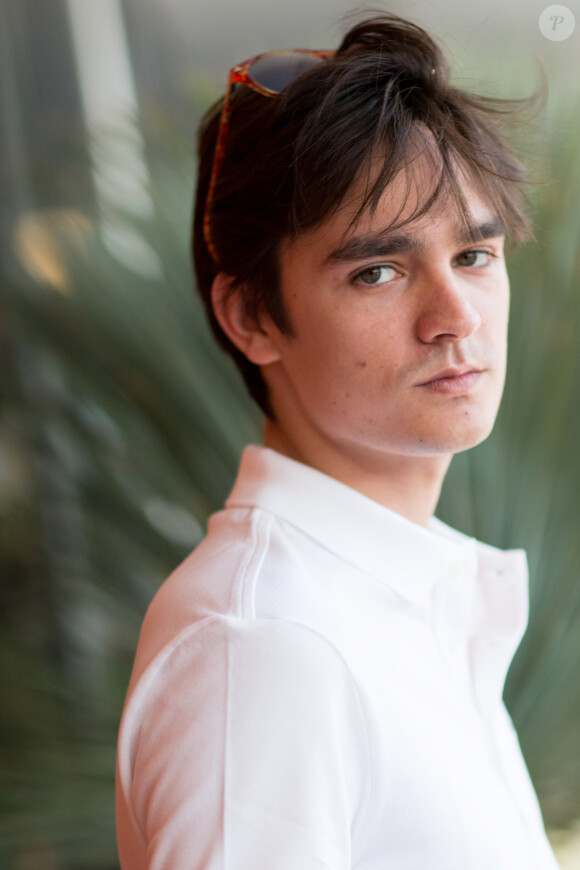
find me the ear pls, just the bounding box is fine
[211,272,281,366]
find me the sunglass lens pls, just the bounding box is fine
[249,52,325,92]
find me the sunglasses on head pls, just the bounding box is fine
[203,49,334,264]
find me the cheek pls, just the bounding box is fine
[495,279,510,328]
[480,285,509,345]
[305,328,395,390]
[285,296,406,397]
[289,310,358,366]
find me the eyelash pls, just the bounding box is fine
[351,248,500,287]
[454,248,499,268]
[352,264,398,287]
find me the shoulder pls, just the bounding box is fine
[119,616,370,806]
[121,614,369,773]
[131,502,334,683]
[129,615,361,717]
[130,506,269,674]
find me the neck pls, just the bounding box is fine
[263,419,451,528]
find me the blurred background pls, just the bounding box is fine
[1,0,579,867]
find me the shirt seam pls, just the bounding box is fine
[128,614,372,863]
[259,617,375,840]
[230,508,273,620]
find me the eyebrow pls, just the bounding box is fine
[325,217,507,264]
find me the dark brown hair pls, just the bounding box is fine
[193,13,537,417]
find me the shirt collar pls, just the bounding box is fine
[226,445,529,713]
[226,445,477,606]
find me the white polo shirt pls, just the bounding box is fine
[116,445,559,869]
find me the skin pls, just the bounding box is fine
[212,157,510,526]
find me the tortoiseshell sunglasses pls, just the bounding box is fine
[203,49,334,263]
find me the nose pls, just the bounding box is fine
[415,271,482,345]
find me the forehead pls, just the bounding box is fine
[284,154,502,264]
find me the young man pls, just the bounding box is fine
[116,14,560,869]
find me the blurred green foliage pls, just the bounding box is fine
[1,97,579,868]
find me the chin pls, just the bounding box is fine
[443,420,497,455]
[406,413,499,456]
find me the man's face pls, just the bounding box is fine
[260,160,510,468]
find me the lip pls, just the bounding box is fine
[416,367,484,394]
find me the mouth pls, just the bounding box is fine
[415,367,484,394]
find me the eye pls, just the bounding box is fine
[353,264,398,286]
[455,249,497,268]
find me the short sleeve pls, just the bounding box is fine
[116,617,369,870]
